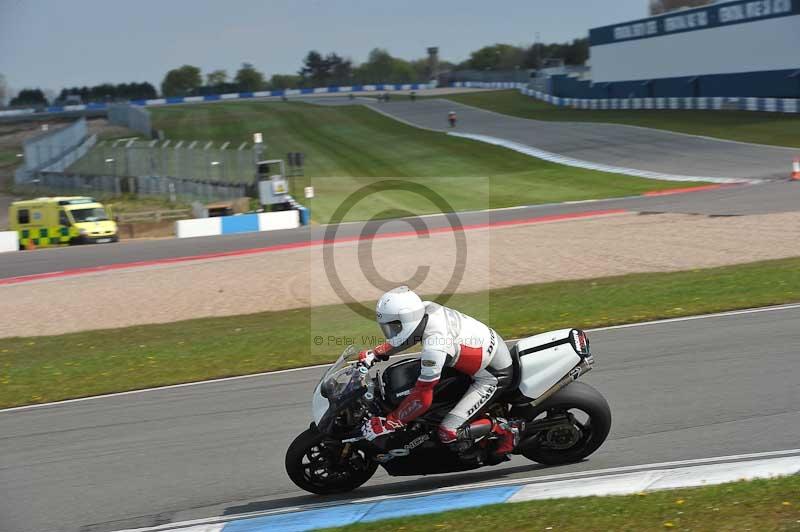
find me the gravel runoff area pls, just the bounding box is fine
[2,211,800,338]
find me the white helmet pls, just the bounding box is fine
[376,286,426,348]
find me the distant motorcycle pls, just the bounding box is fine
[286,328,611,495]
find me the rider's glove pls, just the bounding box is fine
[362,415,404,441]
[358,349,377,369]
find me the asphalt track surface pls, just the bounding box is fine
[2,94,799,532]
[4,180,800,282]
[365,99,798,181]
[1,305,798,532]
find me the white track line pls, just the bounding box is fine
[449,132,759,184]
[590,302,800,331]
[115,448,800,532]
[2,302,800,414]
[450,91,800,151]
[366,102,763,184]
[373,447,800,496]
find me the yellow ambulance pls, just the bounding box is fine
[9,197,118,249]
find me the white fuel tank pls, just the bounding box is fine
[515,328,582,400]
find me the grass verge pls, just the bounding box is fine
[438,90,800,148]
[2,256,800,408]
[148,101,700,223]
[321,476,800,532]
[0,151,19,167]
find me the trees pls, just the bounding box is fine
[10,88,48,107]
[56,82,157,103]
[455,40,589,72]
[89,83,117,101]
[562,38,588,66]
[353,48,416,84]
[115,82,157,100]
[355,48,394,82]
[299,51,353,87]
[299,51,327,86]
[327,53,353,86]
[233,63,266,91]
[270,74,302,90]
[523,39,588,69]
[465,44,526,71]
[206,69,228,87]
[161,65,202,97]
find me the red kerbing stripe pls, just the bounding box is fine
[0,209,625,287]
[454,345,483,375]
[642,184,739,197]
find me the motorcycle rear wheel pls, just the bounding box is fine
[285,427,378,495]
[518,381,611,466]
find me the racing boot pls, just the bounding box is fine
[440,419,495,463]
[488,418,524,463]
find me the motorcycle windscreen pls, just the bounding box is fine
[515,328,581,399]
[312,382,329,425]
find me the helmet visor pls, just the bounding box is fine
[380,320,403,340]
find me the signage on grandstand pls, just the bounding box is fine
[592,0,797,45]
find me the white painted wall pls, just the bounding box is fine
[0,231,19,253]
[591,15,800,82]
[257,210,300,231]
[175,218,222,238]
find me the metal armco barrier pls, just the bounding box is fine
[452,81,800,114]
[0,82,436,118]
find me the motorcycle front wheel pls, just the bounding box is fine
[516,381,611,466]
[285,427,378,495]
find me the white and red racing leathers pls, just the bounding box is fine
[376,302,514,444]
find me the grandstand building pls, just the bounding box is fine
[550,0,800,99]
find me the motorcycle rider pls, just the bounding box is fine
[358,286,522,460]
[448,110,457,127]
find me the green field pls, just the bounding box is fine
[2,256,800,408]
[437,90,800,148]
[0,151,18,167]
[137,101,701,223]
[323,475,800,532]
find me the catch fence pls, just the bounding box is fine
[69,139,258,184]
[15,171,248,203]
[108,103,153,137]
[21,118,88,171]
[13,117,257,202]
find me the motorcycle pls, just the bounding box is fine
[285,328,611,495]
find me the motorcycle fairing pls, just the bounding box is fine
[515,328,587,400]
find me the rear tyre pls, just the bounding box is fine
[285,427,378,495]
[518,381,611,466]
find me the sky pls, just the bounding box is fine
[0,0,647,95]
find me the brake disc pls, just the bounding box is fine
[543,423,582,450]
